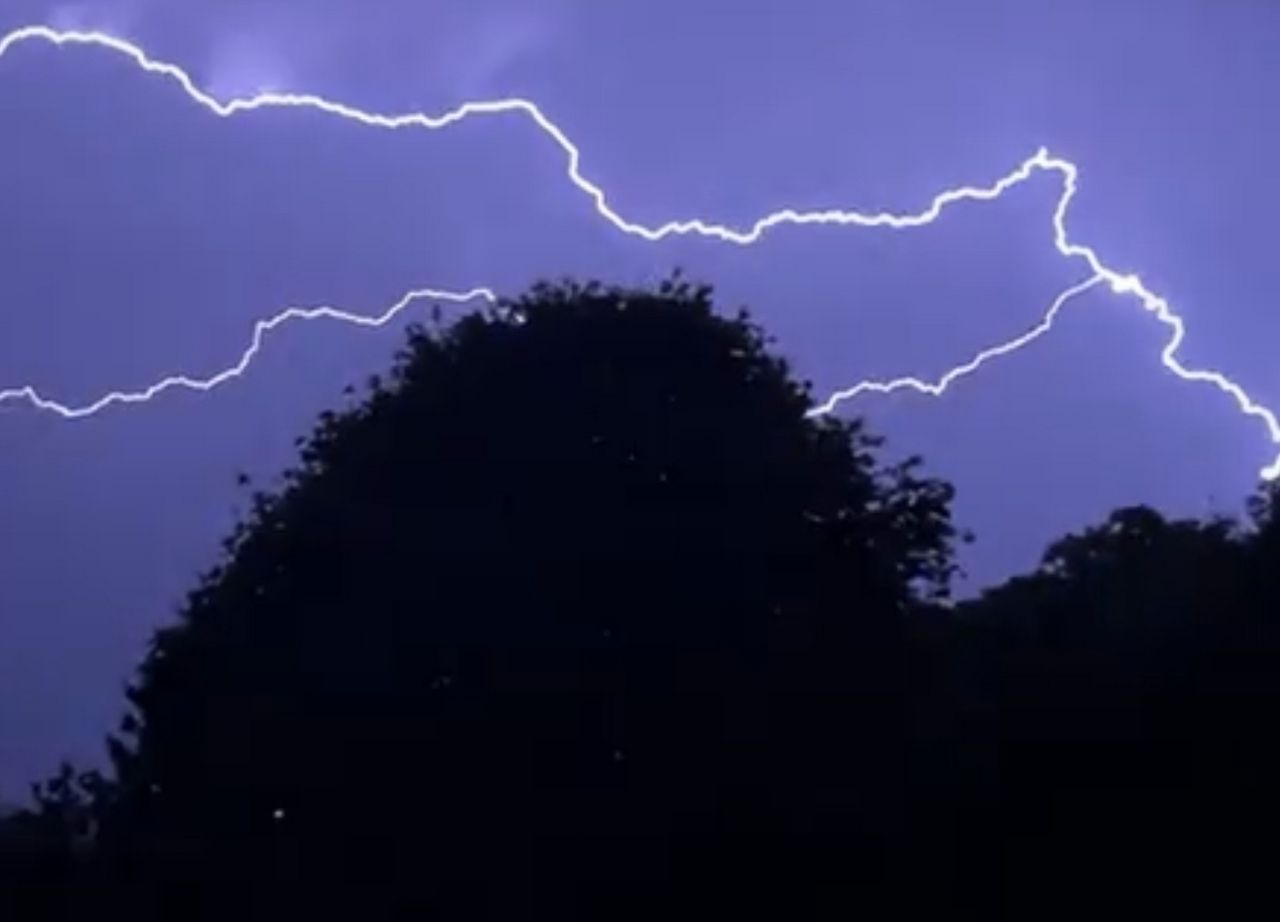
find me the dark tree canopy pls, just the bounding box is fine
[934,497,1280,918]
[76,277,962,918]
[11,275,1280,919]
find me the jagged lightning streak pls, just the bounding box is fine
[0,25,1277,481]
[1,287,496,417]
[808,274,1106,413]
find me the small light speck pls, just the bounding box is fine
[273,808,285,821]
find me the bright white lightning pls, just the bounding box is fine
[0,287,496,417]
[807,275,1106,414]
[0,25,1277,481]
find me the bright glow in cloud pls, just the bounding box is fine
[0,25,1277,481]
[204,30,292,100]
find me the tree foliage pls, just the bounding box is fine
[8,276,1280,918]
[929,495,1280,916]
[51,276,961,917]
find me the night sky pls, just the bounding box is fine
[2,0,1278,795]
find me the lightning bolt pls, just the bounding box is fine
[807,275,1106,414]
[1,287,496,417]
[0,25,1277,482]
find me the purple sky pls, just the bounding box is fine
[2,0,1278,795]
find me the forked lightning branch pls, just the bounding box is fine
[2,25,1277,480]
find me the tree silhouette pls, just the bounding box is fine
[10,276,1280,918]
[945,499,1280,917]
[76,276,964,918]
